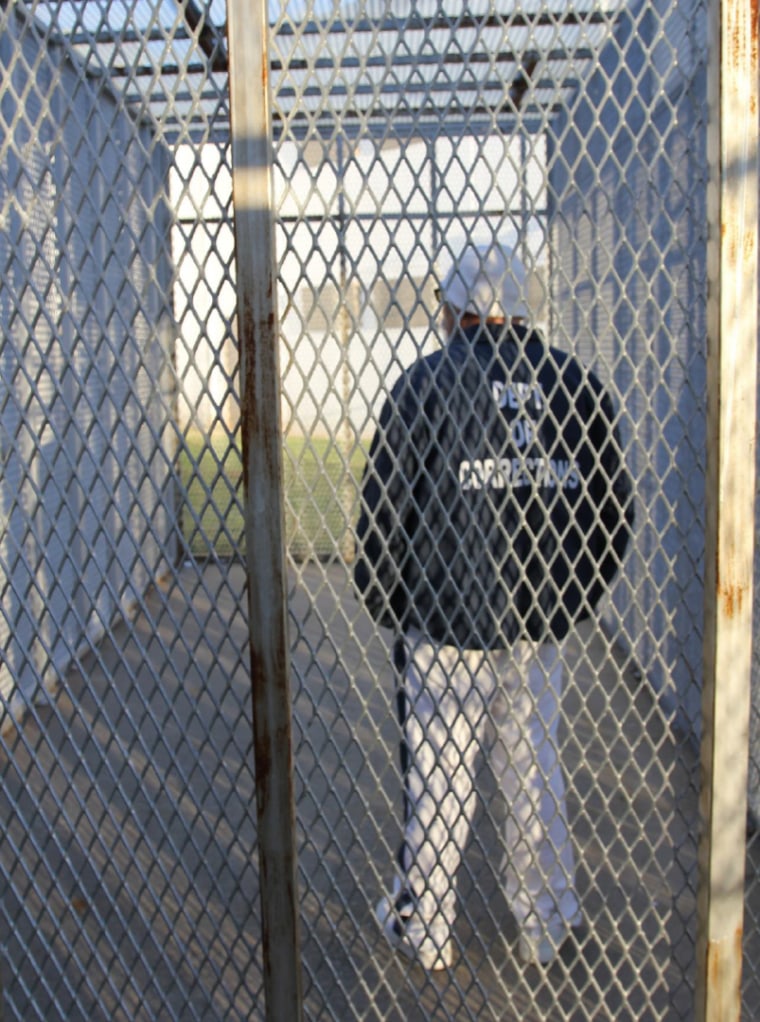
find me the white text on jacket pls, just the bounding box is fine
[458,456,580,491]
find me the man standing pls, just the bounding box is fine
[354,243,633,970]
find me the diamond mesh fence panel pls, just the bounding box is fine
[0,2,758,1021]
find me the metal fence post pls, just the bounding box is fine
[226,2,303,1019]
[696,0,759,1018]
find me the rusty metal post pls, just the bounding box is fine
[696,0,759,1018]
[225,2,303,1019]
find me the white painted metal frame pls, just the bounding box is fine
[697,0,758,1018]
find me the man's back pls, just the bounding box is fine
[355,320,632,648]
[356,242,634,973]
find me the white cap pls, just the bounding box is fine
[439,244,529,320]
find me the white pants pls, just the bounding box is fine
[394,629,580,946]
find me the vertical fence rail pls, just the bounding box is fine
[226,1,303,1019]
[697,0,759,1017]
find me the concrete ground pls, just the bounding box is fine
[1,559,758,1021]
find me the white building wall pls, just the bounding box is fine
[0,9,175,727]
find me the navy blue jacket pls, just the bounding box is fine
[354,321,633,648]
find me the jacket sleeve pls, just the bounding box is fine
[588,387,634,592]
[354,388,415,630]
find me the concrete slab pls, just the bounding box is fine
[0,559,758,1020]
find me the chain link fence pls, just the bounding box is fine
[0,1,757,1019]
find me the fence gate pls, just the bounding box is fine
[0,2,758,1021]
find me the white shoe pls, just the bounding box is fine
[376,890,453,971]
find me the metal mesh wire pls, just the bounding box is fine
[0,1,758,1020]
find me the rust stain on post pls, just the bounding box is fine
[705,928,744,1020]
[227,2,303,1016]
[698,0,757,1019]
[718,580,746,618]
[727,0,758,75]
